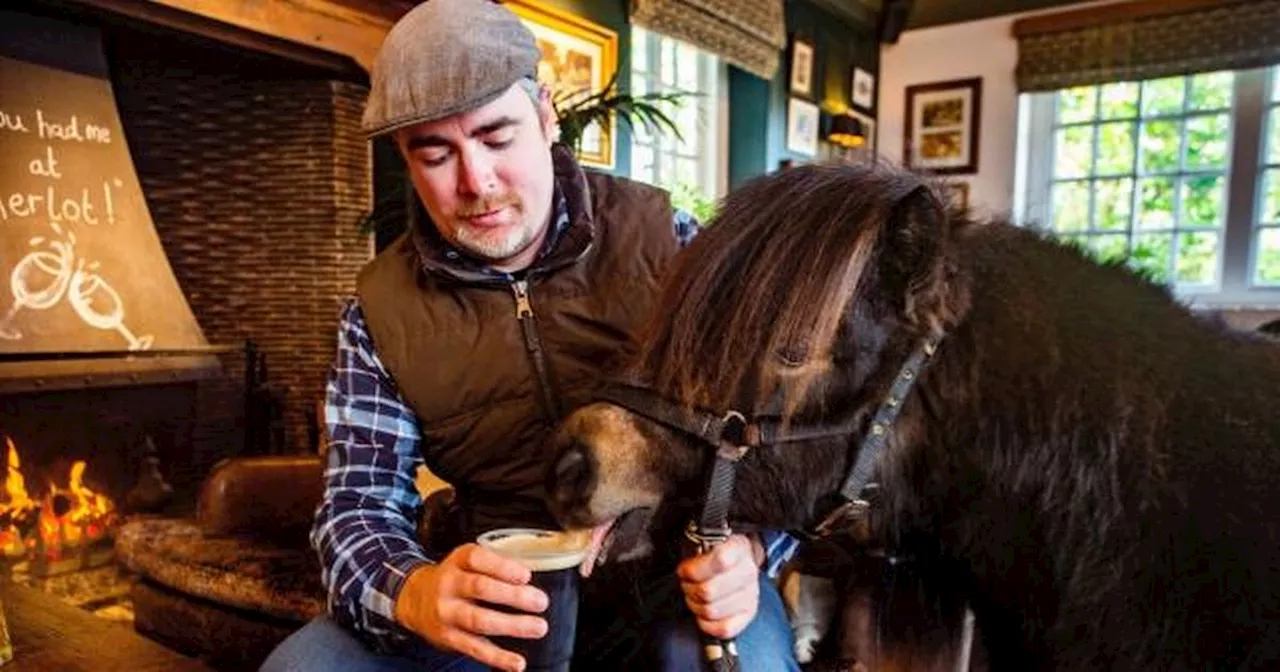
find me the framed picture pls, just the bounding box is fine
[789,39,814,97]
[903,76,982,175]
[504,0,618,169]
[942,181,970,210]
[786,97,820,157]
[851,67,875,111]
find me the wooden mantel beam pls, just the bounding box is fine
[71,0,416,73]
[145,0,407,71]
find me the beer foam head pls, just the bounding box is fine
[477,528,588,572]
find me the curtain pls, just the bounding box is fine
[1015,0,1280,92]
[630,0,786,80]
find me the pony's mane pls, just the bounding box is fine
[632,161,944,414]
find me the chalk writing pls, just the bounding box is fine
[0,220,152,350]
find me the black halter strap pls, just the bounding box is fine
[594,331,943,672]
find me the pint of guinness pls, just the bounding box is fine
[476,528,587,672]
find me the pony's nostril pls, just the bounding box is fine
[550,441,593,506]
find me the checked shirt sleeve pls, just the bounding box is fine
[311,298,433,651]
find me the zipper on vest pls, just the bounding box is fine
[511,279,561,420]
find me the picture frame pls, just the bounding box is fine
[504,0,618,169]
[851,67,875,111]
[903,76,982,175]
[789,39,814,97]
[942,181,970,210]
[786,97,820,157]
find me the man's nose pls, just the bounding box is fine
[457,150,495,197]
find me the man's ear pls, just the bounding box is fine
[537,85,562,146]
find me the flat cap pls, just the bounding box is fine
[362,0,541,137]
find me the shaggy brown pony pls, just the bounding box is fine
[546,160,1280,670]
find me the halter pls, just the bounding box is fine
[595,331,943,671]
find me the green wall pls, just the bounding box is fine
[729,0,881,188]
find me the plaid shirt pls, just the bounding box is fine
[314,199,799,651]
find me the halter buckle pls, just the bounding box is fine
[811,494,875,538]
[685,520,731,552]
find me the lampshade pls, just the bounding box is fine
[827,113,866,148]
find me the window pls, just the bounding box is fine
[1257,74,1280,285]
[1019,67,1280,306]
[628,26,723,217]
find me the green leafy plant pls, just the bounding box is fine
[552,70,693,157]
[665,180,719,223]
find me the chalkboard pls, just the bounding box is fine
[0,11,218,390]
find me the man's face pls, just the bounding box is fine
[396,82,558,272]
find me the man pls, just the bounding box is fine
[261,1,800,670]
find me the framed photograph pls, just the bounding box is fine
[903,77,982,175]
[786,97,820,157]
[504,0,618,169]
[789,39,814,97]
[942,181,970,210]
[851,67,875,111]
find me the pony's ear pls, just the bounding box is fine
[878,184,955,331]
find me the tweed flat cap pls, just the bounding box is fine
[362,0,541,137]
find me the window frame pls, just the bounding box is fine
[1018,67,1280,309]
[628,26,726,199]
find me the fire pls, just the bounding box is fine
[0,436,117,562]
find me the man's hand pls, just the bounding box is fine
[394,543,549,672]
[676,534,762,640]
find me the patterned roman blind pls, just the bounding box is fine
[1015,0,1280,92]
[630,0,786,80]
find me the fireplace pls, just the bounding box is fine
[0,0,373,627]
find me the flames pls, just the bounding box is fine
[0,437,117,562]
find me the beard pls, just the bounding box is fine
[451,195,539,261]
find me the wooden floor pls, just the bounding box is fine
[0,578,213,671]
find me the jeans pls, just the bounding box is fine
[260,574,799,672]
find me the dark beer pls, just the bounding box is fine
[476,528,587,672]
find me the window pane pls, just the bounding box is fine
[1089,233,1129,263]
[1269,109,1280,164]
[1184,114,1230,170]
[631,144,656,185]
[1175,231,1219,284]
[1094,178,1133,231]
[1055,126,1094,178]
[1099,82,1139,120]
[1181,175,1226,228]
[632,28,649,73]
[660,41,676,86]
[1051,181,1090,232]
[1142,76,1185,117]
[675,157,698,188]
[1138,177,1176,229]
[1263,168,1280,224]
[1130,233,1173,283]
[1140,120,1182,173]
[1187,71,1233,111]
[1274,69,1280,102]
[1057,87,1096,124]
[1096,122,1135,174]
[1256,228,1280,284]
[676,42,699,90]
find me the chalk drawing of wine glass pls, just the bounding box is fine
[68,259,153,350]
[0,223,75,340]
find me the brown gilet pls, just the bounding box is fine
[356,148,679,541]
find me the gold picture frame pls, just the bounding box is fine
[503,0,619,169]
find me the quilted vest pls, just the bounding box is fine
[356,148,679,539]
